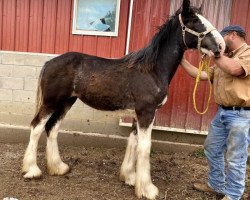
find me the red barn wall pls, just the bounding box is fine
[0,0,130,57]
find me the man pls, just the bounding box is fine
[181,25,250,200]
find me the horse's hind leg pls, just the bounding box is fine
[22,109,52,178]
[120,118,138,186]
[45,97,77,176]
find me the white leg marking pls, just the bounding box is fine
[120,130,138,186]
[46,120,69,176]
[23,117,50,178]
[135,121,159,199]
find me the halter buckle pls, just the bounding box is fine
[199,33,205,39]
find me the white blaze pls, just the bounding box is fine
[197,14,226,54]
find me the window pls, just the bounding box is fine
[170,0,232,31]
[72,0,121,36]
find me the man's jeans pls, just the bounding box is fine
[204,107,250,200]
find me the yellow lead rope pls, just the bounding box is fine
[192,56,212,115]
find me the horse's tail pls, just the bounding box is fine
[34,64,46,115]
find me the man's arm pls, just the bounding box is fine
[214,55,245,76]
[181,57,208,80]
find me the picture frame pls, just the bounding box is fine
[72,0,121,37]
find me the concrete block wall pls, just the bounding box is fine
[0,51,130,137]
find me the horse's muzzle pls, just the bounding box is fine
[213,51,221,58]
[213,43,223,58]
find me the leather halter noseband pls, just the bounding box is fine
[178,14,216,51]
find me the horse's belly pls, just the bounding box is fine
[79,93,134,111]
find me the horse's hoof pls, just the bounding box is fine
[120,170,136,186]
[135,183,159,200]
[23,165,42,179]
[47,162,70,176]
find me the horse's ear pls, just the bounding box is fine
[199,1,204,12]
[182,0,190,17]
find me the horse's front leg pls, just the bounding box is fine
[135,109,158,199]
[120,119,138,186]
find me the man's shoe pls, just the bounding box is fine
[193,182,216,193]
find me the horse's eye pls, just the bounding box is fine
[193,18,199,23]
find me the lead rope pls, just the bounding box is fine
[192,55,212,115]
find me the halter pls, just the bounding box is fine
[178,14,216,51]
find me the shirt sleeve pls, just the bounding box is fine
[235,48,250,77]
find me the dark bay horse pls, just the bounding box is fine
[22,0,225,199]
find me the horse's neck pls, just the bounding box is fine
[154,39,184,86]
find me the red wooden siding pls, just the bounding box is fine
[15,0,30,52]
[2,0,16,50]
[129,0,170,52]
[28,0,44,52]
[230,0,250,44]
[0,0,130,57]
[0,0,2,49]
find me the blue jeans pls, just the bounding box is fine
[204,107,250,200]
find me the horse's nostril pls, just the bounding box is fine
[214,51,220,57]
[218,44,222,51]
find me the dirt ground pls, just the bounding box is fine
[0,142,249,200]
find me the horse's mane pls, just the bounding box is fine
[124,6,201,73]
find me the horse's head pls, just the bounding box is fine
[179,0,225,57]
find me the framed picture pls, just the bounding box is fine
[72,0,121,37]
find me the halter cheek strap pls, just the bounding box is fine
[178,14,216,51]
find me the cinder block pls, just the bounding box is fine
[93,110,110,122]
[0,112,32,126]
[80,121,107,133]
[104,121,120,135]
[0,89,12,101]
[74,99,85,108]
[0,101,16,113]
[66,106,93,120]
[0,102,34,115]
[24,54,52,67]
[21,103,36,115]
[0,102,35,115]
[0,64,13,77]
[60,118,86,131]
[105,115,119,125]
[1,53,26,65]
[12,66,36,77]
[71,101,84,110]
[0,77,23,89]
[35,67,42,78]
[12,90,36,103]
[24,78,38,91]
[1,53,14,65]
